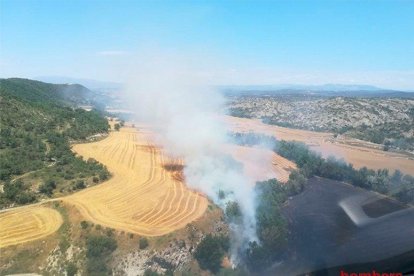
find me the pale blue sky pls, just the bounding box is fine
[1,0,413,89]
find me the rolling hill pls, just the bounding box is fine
[0,78,110,208]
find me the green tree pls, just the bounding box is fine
[80,221,89,229]
[74,180,86,190]
[194,234,229,273]
[86,235,117,275]
[66,262,78,276]
[139,237,149,249]
[39,179,56,196]
[286,170,306,195]
[225,201,241,219]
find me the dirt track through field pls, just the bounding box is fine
[0,206,62,248]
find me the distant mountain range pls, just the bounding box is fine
[35,76,122,92]
[32,77,414,98]
[222,84,414,98]
[223,83,383,91]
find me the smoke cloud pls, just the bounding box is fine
[123,52,260,262]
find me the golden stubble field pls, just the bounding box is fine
[0,206,62,248]
[0,122,296,248]
[224,116,414,175]
[1,115,411,249]
[225,144,296,183]
[66,125,208,236]
[0,125,207,247]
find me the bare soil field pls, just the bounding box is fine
[0,206,62,248]
[224,116,414,175]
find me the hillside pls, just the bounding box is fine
[0,78,110,208]
[223,85,414,98]
[0,78,96,105]
[228,95,414,151]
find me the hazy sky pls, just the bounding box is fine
[1,0,413,89]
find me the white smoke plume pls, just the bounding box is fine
[122,52,259,261]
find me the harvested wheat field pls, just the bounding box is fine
[67,125,208,236]
[0,206,62,248]
[0,121,296,248]
[225,144,296,183]
[224,116,414,175]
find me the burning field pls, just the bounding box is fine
[0,122,296,248]
[0,125,207,247]
[67,125,208,236]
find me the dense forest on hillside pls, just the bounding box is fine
[0,78,110,208]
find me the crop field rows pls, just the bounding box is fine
[225,144,296,183]
[0,206,63,248]
[66,126,208,236]
[0,126,208,248]
[0,123,296,248]
[271,154,297,182]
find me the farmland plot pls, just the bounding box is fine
[67,126,208,236]
[0,123,294,247]
[0,206,62,248]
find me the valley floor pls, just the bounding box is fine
[224,116,414,175]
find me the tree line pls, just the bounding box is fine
[213,132,413,273]
[231,132,414,205]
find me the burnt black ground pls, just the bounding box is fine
[269,177,414,276]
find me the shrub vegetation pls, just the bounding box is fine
[231,132,414,204]
[86,235,117,275]
[0,78,110,208]
[139,237,149,249]
[194,234,230,273]
[231,131,414,272]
